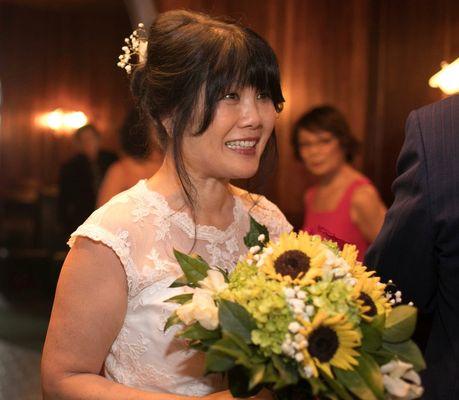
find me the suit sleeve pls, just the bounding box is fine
[364,110,437,311]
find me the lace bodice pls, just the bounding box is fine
[68,180,292,396]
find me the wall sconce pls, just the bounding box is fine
[428,58,459,95]
[36,108,88,134]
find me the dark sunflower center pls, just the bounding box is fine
[359,292,377,317]
[308,326,339,362]
[273,250,310,279]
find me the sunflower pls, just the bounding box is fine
[354,274,391,320]
[340,243,375,279]
[301,311,361,378]
[260,232,326,285]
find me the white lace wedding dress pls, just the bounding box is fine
[68,180,292,396]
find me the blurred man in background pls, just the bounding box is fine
[58,125,117,240]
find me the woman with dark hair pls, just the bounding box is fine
[97,109,163,206]
[42,10,290,400]
[291,105,386,259]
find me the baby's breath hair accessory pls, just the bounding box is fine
[117,23,148,74]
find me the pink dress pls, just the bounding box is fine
[302,178,372,261]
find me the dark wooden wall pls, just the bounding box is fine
[365,0,459,205]
[0,1,132,191]
[1,0,458,228]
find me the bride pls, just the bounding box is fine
[41,10,292,399]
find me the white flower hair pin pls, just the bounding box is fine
[117,23,148,74]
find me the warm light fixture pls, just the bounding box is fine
[429,57,459,95]
[36,108,88,133]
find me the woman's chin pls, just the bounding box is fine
[229,167,259,180]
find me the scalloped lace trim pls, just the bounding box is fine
[137,180,245,242]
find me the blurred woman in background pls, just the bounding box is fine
[97,109,163,206]
[291,105,386,260]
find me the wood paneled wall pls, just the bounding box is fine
[365,0,459,205]
[1,0,458,227]
[0,1,132,191]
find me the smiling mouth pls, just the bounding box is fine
[224,139,258,150]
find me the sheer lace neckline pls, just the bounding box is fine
[135,179,246,241]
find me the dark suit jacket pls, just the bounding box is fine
[365,95,459,399]
[58,151,117,238]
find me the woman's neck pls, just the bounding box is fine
[146,154,235,227]
[317,163,356,188]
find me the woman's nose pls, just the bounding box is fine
[240,100,262,129]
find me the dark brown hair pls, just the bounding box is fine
[74,124,100,141]
[291,105,359,162]
[119,109,155,160]
[131,10,284,206]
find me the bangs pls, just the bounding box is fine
[196,26,284,134]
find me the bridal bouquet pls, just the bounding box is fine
[165,218,425,400]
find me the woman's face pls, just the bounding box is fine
[298,129,346,177]
[181,86,276,181]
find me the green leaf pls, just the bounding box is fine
[173,249,209,284]
[355,352,385,400]
[321,370,353,400]
[243,216,270,249]
[180,322,221,341]
[271,355,299,389]
[165,293,193,304]
[189,338,219,352]
[163,311,181,332]
[222,331,252,356]
[372,313,386,333]
[382,340,426,371]
[248,364,265,390]
[205,348,235,373]
[169,274,190,287]
[361,322,383,352]
[211,341,252,369]
[334,368,378,400]
[218,299,257,343]
[383,305,417,343]
[367,348,395,366]
[262,361,278,384]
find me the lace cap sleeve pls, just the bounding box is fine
[67,192,137,293]
[248,195,293,241]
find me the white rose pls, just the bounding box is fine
[175,289,219,330]
[191,289,219,330]
[176,301,196,326]
[381,360,424,399]
[199,269,228,294]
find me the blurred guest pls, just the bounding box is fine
[365,95,459,399]
[97,110,163,206]
[291,105,386,259]
[58,124,117,238]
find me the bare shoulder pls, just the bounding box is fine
[64,237,128,290]
[351,183,381,208]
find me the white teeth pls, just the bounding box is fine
[225,140,257,149]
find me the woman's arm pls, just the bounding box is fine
[41,238,244,400]
[350,185,387,243]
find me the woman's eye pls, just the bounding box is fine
[319,138,333,144]
[257,92,270,100]
[222,92,239,100]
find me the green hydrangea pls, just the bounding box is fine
[220,262,293,356]
[306,276,360,325]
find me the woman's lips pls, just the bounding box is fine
[225,138,260,156]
